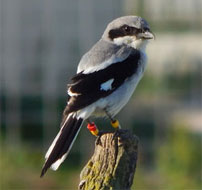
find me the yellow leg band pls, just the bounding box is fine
[90,129,99,136]
[111,120,120,128]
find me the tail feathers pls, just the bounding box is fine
[40,114,83,177]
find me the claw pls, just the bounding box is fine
[95,131,104,145]
[111,129,121,144]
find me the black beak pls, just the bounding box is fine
[137,30,155,40]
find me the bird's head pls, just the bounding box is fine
[102,16,154,50]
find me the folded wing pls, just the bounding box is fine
[65,50,141,115]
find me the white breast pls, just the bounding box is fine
[93,51,147,117]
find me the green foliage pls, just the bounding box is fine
[1,126,201,190]
[0,145,80,190]
[132,125,201,190]
[135,74,164,95]
[156,127,201,190]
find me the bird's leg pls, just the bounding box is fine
[104,110,122,142]
[86,119,104,145]
[86,119,99,137]
[111,119,121,129]
[104,110,121,129]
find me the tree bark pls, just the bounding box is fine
[78,129,139,190]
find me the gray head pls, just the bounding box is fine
[102,16,154,50]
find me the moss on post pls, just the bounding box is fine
[78,129,139,190]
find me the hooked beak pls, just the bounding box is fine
[137,30,155,40]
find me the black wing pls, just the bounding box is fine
[64,50,141,115]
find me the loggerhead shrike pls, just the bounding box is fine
[40,15,154,177]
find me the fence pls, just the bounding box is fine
[0,0,201,149]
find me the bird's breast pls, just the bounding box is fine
[93,51,147,117]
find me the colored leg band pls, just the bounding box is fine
[87,122,99,136]
[111,119,120,128]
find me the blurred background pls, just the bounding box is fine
[0,0,201,189]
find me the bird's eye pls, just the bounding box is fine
[122,25,131,33]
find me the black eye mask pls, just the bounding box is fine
[108,25,142,40]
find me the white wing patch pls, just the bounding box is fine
[100,79,114,91]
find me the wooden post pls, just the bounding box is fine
[78,129,139,190]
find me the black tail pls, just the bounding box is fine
[40,114,83,177]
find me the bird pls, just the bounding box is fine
[40,15,154,177]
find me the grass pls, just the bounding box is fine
[0,126,201,190]
[0,145,80,190]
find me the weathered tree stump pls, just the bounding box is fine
[78,129,139,190]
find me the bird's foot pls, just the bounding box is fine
[95,131,105,145]
[111,128,122,144]
[110,119,121,144]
